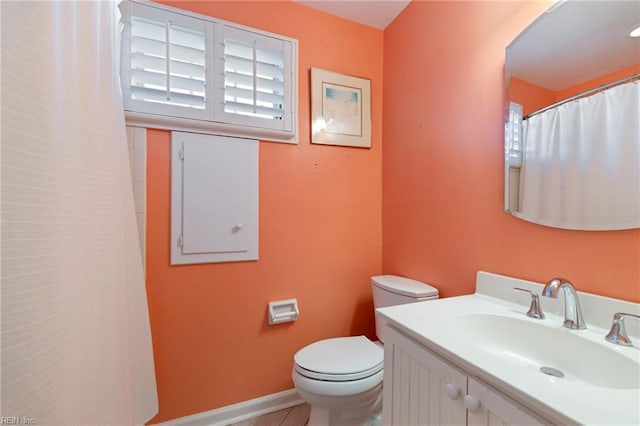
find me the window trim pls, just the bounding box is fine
[120,0,298,144]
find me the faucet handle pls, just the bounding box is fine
[605,312,640,346]
[513,288,545,319]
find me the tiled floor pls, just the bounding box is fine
[228,404,310,426]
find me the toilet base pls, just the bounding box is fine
[300,383,383,426]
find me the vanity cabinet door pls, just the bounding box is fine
[383,325,552,426]
[466,377,548,426]
[383,326,467,426]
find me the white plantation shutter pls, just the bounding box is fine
[119,0,297,142]
[121,2,212,120]
[215,25,293,132]
[506,102,523,167]
[504,102,524,213]
[130,18,206,107]
[223,40,285,118]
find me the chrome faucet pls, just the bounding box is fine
[541,278,587,330]
[605,313,640,346]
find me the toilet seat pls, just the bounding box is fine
[294,336,383,382]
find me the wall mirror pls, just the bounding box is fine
[504,0,639,230]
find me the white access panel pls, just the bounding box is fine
[171,131,258,264]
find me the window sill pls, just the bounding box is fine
[124,111,298,144]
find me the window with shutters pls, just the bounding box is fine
[504,101,523,213]
[119,0,297,143]
[214,25,292,132]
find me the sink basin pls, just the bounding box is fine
[448,313,640,390]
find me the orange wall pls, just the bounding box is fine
[146,1,383,422]
[508,77,556,116]
[556,63,640,100]
[510,64,640,116]
[145,0,640,422]
[382,1,639,301]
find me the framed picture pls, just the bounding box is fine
[310,67,371,148]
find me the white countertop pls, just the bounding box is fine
[376,272,640,425]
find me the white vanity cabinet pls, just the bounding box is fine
[383,325,549,426]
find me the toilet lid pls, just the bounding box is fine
[372,275,438,298]
[294,336,383,381]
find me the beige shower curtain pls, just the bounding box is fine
[1,1,158,423]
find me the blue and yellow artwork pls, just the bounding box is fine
[322,83,362,136]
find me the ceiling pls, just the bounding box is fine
[296,0,411,29]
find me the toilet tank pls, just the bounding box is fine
[371,275,438,342]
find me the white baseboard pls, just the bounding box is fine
[154,389,305,426]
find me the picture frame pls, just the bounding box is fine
[310,67,371,148]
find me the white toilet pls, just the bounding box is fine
[292,275,439,426]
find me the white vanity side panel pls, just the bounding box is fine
[392,348,409,425]
[417,362,431,424]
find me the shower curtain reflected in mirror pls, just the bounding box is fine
[517,81,639,230]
